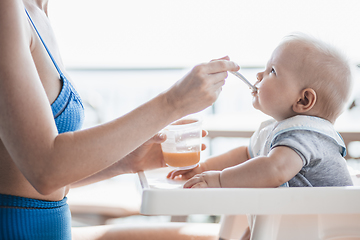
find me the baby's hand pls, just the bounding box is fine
[167,163,207,180]
[183,171,221,188]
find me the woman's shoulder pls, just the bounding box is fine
[0,0,32,50]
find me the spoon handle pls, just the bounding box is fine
[230,71,257,91]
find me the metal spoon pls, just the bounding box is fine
[230,71,258,92]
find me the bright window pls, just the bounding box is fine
[49,0,360,69]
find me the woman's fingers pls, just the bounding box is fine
[201,130,207,151]
[201,143,206,151]
[164,57,239,117]
[210,55,230,62]
[152,133,167,143]
[202,130,208,138]
[205,59,239,75]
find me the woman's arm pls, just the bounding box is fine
[72,129,209,188]
[70,133,167,188]
[0,0,240,195]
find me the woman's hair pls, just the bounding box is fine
[282,32,352,122]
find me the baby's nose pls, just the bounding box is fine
[256,72,263,81]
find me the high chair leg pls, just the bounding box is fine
[250,215,282,240]
[219,215,248,240]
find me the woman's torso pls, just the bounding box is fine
[0,2,76,201]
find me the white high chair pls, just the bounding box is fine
[201,113,360,239]
[138,170,360,240]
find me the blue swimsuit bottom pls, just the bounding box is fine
[0,194,72,240]
[0,9,85,240]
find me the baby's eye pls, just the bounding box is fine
[270,68,276,75]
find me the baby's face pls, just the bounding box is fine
[252,41,306,121]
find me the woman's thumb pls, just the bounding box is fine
[152,133,167,143]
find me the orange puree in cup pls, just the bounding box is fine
[163,151,200,168]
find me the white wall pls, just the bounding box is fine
[49,0,360,69]
[48,1,360,158]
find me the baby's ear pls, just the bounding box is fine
[292,88,316,113]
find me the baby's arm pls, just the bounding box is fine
[168,146,250,180]
[184,146,303,188]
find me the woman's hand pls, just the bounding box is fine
[122,129,208,173]
[164,56,239,118]
[122,133,167,173]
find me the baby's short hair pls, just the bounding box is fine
[282,33,352,122]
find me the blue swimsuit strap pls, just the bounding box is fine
[24,8,82,121]
[24,8,65,79]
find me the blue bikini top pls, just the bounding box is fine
[25,9,84,134]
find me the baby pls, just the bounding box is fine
[167,32,354,239]
[168,32,353,189]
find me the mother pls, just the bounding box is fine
[0,0,239,239]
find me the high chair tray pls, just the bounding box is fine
[137,169,360,216]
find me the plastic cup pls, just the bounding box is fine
[161,117,202,170]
